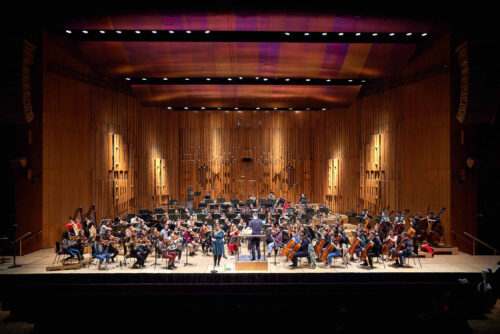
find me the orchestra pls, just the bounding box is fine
[58,198,446,271]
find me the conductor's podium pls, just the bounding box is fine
[234,234,269,271]
[235,254,269,271]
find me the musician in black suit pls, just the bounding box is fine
[361,232,382,270]
[291,232,310,268]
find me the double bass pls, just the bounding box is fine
[428,207,446,244]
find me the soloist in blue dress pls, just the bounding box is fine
[212,230,225,255]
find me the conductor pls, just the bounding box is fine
[248,212,263,261]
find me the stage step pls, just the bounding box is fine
[432,246,459,255]
[46,261,83,271]
[235,255,268,271]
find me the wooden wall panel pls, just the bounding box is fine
[314,35,455,247]
[40,32,180,248]
[31,32,468,253]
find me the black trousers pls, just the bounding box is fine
[367,251,378,266]
[107,245,119,259]
[250,237,261,260]
[292,250,309,266]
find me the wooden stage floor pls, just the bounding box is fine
[1,246,498,275]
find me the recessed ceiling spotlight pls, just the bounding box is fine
[125,78,131,81]
[152,30,157,34]
[186,30,192,34]
[289,108,293,110]
[167,107,172,110]
[263,78,268,81]
[163,78,168,80]
[205,30,210,34]
[322,32,327,36]
[206,78,211,81]
[239,77,243,80]
[304,32,310,36]
[201,107,205,109]
[338,32,344,36]
[285,32,290,36]
[273,108,277,110]
[306,108,310,110]
[228,78,232,81]
[169,30,174,34]
[326,79,331,82]
[135,30,141,34]
[217,107,221,110]
[142,78,147,81]
[255,77,259,79]
[348,79,353,82]
[285,78,290,81]
[421,33,427,37]
[361,80,366,82]
[406,32,412,36]
[82,30,88,34]
[116,30,122,34]
[256,107,260,110]
[306,78,311,81]
[356,33,361,36]
[185,78,191,81]
[234,107,238,110]
[372,33,378,36]
[322,108,327,110]
[65,30,72,34]
[389,32,395,36]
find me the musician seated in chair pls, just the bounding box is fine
[128,234,146,269]
[65,217,81,236]
[361,232,382,270]
[92,235,111,270]
[325,239,342,269]
[103,230,119,262]
[267,225,282,257]
[61,231,83,264]
[183,227,200,256]
[290,232,310,268]
[395,233,412,267]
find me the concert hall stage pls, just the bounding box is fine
[1,250,498,333]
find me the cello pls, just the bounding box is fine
[360,241,374,261]
[348,238,361,256]
[282,239,296,258]
[392,241,406,261]
[287,241,302,261]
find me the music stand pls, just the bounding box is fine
[8,224,21,269]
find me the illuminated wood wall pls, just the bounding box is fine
[23,33,472,253]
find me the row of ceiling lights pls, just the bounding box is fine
[65,29,427,37]
[124,77,366,84]
[164,107,326,112]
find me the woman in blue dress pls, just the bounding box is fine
[211,222,225,267]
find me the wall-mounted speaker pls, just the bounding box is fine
[456,41,499,124]
[0,39,36,124]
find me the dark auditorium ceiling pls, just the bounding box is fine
[62,12,442,109]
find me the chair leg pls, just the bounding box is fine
[417,256,422,268]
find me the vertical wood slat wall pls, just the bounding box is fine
[34,32,470,252]
[41,33,180,248]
